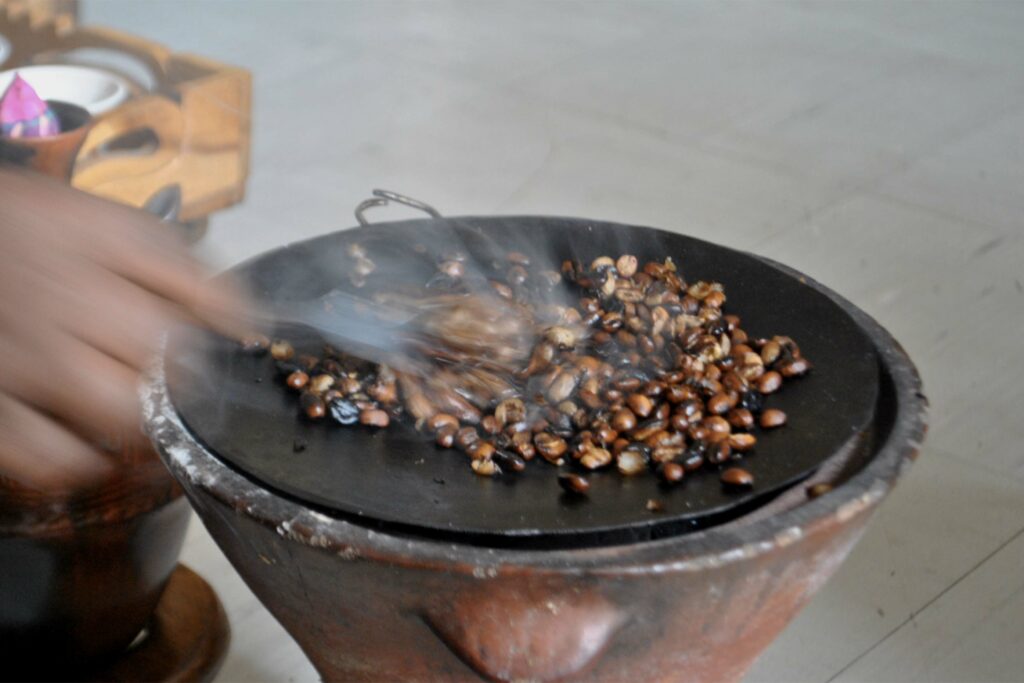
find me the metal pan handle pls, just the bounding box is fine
[354,189,442,226]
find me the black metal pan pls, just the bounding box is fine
[166,194,878,549]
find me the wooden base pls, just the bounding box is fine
[85,565,229,683]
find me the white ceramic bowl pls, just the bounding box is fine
[0,64,130,116]
[0,34,11,68]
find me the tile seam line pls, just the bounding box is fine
[823,523,1024,683]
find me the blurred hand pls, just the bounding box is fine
[0,169,248,491]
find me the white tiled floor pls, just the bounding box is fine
[83,2,1024,681]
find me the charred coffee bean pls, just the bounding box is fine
[559,472,590,495]
[760,409,787,429]
[758,371,783,394]
[721,467,754,488]
[330,399,360,425]
[300,392,326,419]
[681,449,705,472]
[286,370,309,391]
[738,390,765,413]
[493,449,526,473]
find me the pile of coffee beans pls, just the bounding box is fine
[245,250,811,495]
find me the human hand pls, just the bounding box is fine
[0,169,248,491]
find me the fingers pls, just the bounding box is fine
[0,329,141,444]
[0,391,112,491]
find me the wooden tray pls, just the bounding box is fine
[0,0,250,223]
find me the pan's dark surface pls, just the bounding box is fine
[167,217,878,548]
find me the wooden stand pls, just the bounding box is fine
[0,0,251,224]
[85,565,230,683]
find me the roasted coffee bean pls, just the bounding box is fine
[309,374,335,394]
[559,472,590,495]
[632,418,668,441]
[297,354,320,371]
[593,423,618,445]
[435,425,457,448]
[494,398,527,427]
[758,371,783,394]
[580,444,613,470]
[286,370,309,391]
[360,408,390,428]
[617,447,648,476]
[645,499,665,512]
[626,393,653,418]
[468,441,496,461]
[705,441,731,465]
[652,446,684,463]
[506,265,529,286]
[481,415,500,435]
[547,369,580,403]
[493,449,526,473]
[707,392,732,415]
[546,326,577,349]
[780,358,811,377]
[727,408,755,430]
[669,413,690,432]
[760,409,787,429]
[659,462,685,483]
[806,483,834,499]
[300,392,326,419]
[270,340,294,361]
[472,459,498,477]
[760,340,781,365]
[456,427,481,451]
[614,376,642,392]
[535,433,568,463]
[655,402,671,421]
[721,467,754,488]
[704,416,731,437]
[616,254,638,278]
[610,408,636,431]
[728,433,757,452]
[427,413,459,433]
[240,333,270,354]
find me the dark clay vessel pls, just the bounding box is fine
[0,442,190,680]
[144,217,926,682]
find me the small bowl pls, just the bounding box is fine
[0,34,11,68]
[0,64,130,116]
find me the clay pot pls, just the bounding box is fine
[0,439,190,680]
[143,264,926,682]
[0,100,91,180]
